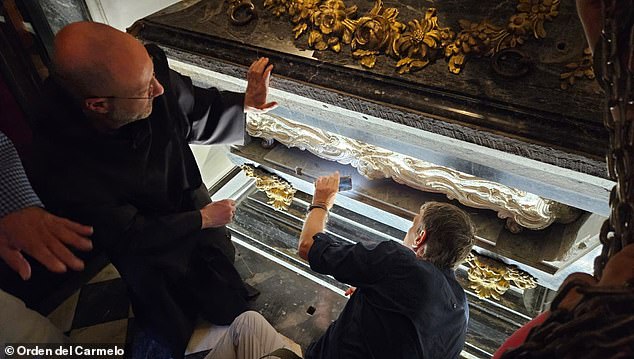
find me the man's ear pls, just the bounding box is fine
[415,230,427,248]
[84,98,110,114]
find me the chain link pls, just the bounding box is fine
[595,0,634,278]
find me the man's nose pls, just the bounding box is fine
[153,77,165,98]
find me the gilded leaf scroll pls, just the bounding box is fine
[262,0,561,74]
[560,47,595,89]
[308,0,357,52]
[446,0,560,73]
[241,164,297,210]
[393,8,454,74]
[466,252,538,300]
[349,0,404,68]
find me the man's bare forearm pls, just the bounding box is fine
[298,208,328,260]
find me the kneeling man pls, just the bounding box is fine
[299,172,475,359]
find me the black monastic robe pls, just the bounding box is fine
[28,45,249,358]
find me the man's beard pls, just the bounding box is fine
[110,102,153,128]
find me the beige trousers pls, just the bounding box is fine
[0,289,68,359]
[205,311,302,359]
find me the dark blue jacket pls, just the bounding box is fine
[306,233,468,359]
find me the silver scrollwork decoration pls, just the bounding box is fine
[246,113,580,231]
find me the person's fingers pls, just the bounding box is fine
[49,217,93,251]
[251,57,268,76]
[344,287,356,296]
[46,239,84,271]
[217,199,236,208]
[247,60,261,82]
[254,101,278,112]
[0,246,32,280]
[56,230,93,252]
[27,245,67,273]
[257,58,269,74]
[263,64,273,80]
[333,171,340,189]
[57,217,93,236]
[248,58,259,73]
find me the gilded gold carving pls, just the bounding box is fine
[262,0,291,17]
[349,0,404,68]
[560,47,595,89]
[465,252,538,300]
[289,0,322,38]
[307,0,357,52]
[262,0,560,75]
[241,164,297,210]
[445,0,559,74]
[515,0,559,39]
[393,8,454,74]
[246,113,581,230]
[444,20,506,74]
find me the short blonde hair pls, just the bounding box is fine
[418,202,475,269]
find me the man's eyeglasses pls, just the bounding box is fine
[87,73,157,100]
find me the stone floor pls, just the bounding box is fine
[41,176,552,359]
[45,239,344,359]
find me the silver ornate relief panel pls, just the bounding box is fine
[246,113,580,231]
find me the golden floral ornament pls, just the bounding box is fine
[560,47,595,89]
[289,0,322,38]
[516,0,559,39]
[445,19,508,74]
[307,0,357,52]
[465,252,538,300]
[350,0,405,68]
[261,0,562,76]
[444,0,559,74]
[393,8,454,74]
[241,164,297,210]
[504,13,531,49]
[262,0,292,17]
[502,0,559,49]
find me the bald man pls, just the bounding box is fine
[27,22,276,358]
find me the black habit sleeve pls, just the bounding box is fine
[146,44,248,146]
[78,203,202,254]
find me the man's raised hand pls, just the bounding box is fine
[244,57,278,114]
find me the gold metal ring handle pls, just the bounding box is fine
[230,1,257,26]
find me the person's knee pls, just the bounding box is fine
[234,310,267,328]
[230,311,272,341]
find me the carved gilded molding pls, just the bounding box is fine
[241,164,297,210]
[261,0,560,74]
[393,8,454,74]
[446,0,560,74]
[246,113,581,230]
[465,252,538,300]
[560,47,595,89]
